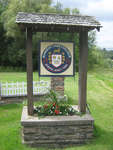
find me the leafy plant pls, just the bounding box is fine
[34,90,79,116]
[34,102,78,116]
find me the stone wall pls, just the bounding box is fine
[51,77,64,96]
[21,106,94,148]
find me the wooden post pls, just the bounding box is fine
[79,31,88,113]
[26,28,34,115]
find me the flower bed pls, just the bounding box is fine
[33,90,80,116]
[34,102,79,116]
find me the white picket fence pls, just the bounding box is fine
[0,81,50,97]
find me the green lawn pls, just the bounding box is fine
[0,72,49,82]
[0,69,113,150]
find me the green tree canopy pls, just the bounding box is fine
[1,0,53,37]
[0,0,102,71]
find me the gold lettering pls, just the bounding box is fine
[54,49,60,53]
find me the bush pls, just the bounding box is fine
[34,103,77,116]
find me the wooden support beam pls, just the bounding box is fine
[26,28,34,115]
[79,31,88,113]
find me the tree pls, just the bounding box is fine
[0,1,14,67]
[0,0,54,69]
[1,0,81,70]
[72,8,79,15]
[88,30,96,49]
[63,8,70,14]
[2,0,52,37]
[0,0,99,71]
[54,1,63,13]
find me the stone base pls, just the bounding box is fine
[21,106,94,148]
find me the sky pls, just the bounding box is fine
[53,0,113,50]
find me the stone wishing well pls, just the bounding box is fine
[16,12,101,148]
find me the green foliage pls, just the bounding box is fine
[0,0,108,72]
[103,48,113,60]
[34,103,77,116]
[47,89,58,103]
[72,8,80,15]
[1,0,52,37]
[88,31,113,70]
[53,1,63,13]
[34,90,78,116]
[63,8,70,14]
[88,46,113,69]
[0,0,54,69]
[88,31,96,49]
[0,0,81,71]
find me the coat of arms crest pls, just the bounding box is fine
[52,54,62,67]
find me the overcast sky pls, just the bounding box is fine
[53,0,113,50]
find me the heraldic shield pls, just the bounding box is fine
[52,54,62,68]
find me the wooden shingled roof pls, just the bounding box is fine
[16,12,102,32]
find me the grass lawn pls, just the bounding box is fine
[0,69,113,150]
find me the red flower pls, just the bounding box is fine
[55,109,60,115]
[53,103,56,107]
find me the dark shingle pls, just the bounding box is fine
[16,12,101,28]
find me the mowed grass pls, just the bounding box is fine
[0,69,113,150]
[0,72,49,82]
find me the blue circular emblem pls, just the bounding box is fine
[42,44,72,74]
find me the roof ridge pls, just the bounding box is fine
[17,12,95,18]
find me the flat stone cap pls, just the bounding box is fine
[21,106,94,126]
[16,12,101,28]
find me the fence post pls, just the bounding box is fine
[0,82,2,100]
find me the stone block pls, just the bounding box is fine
[51,77,64,96]
[21,106,94,148]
